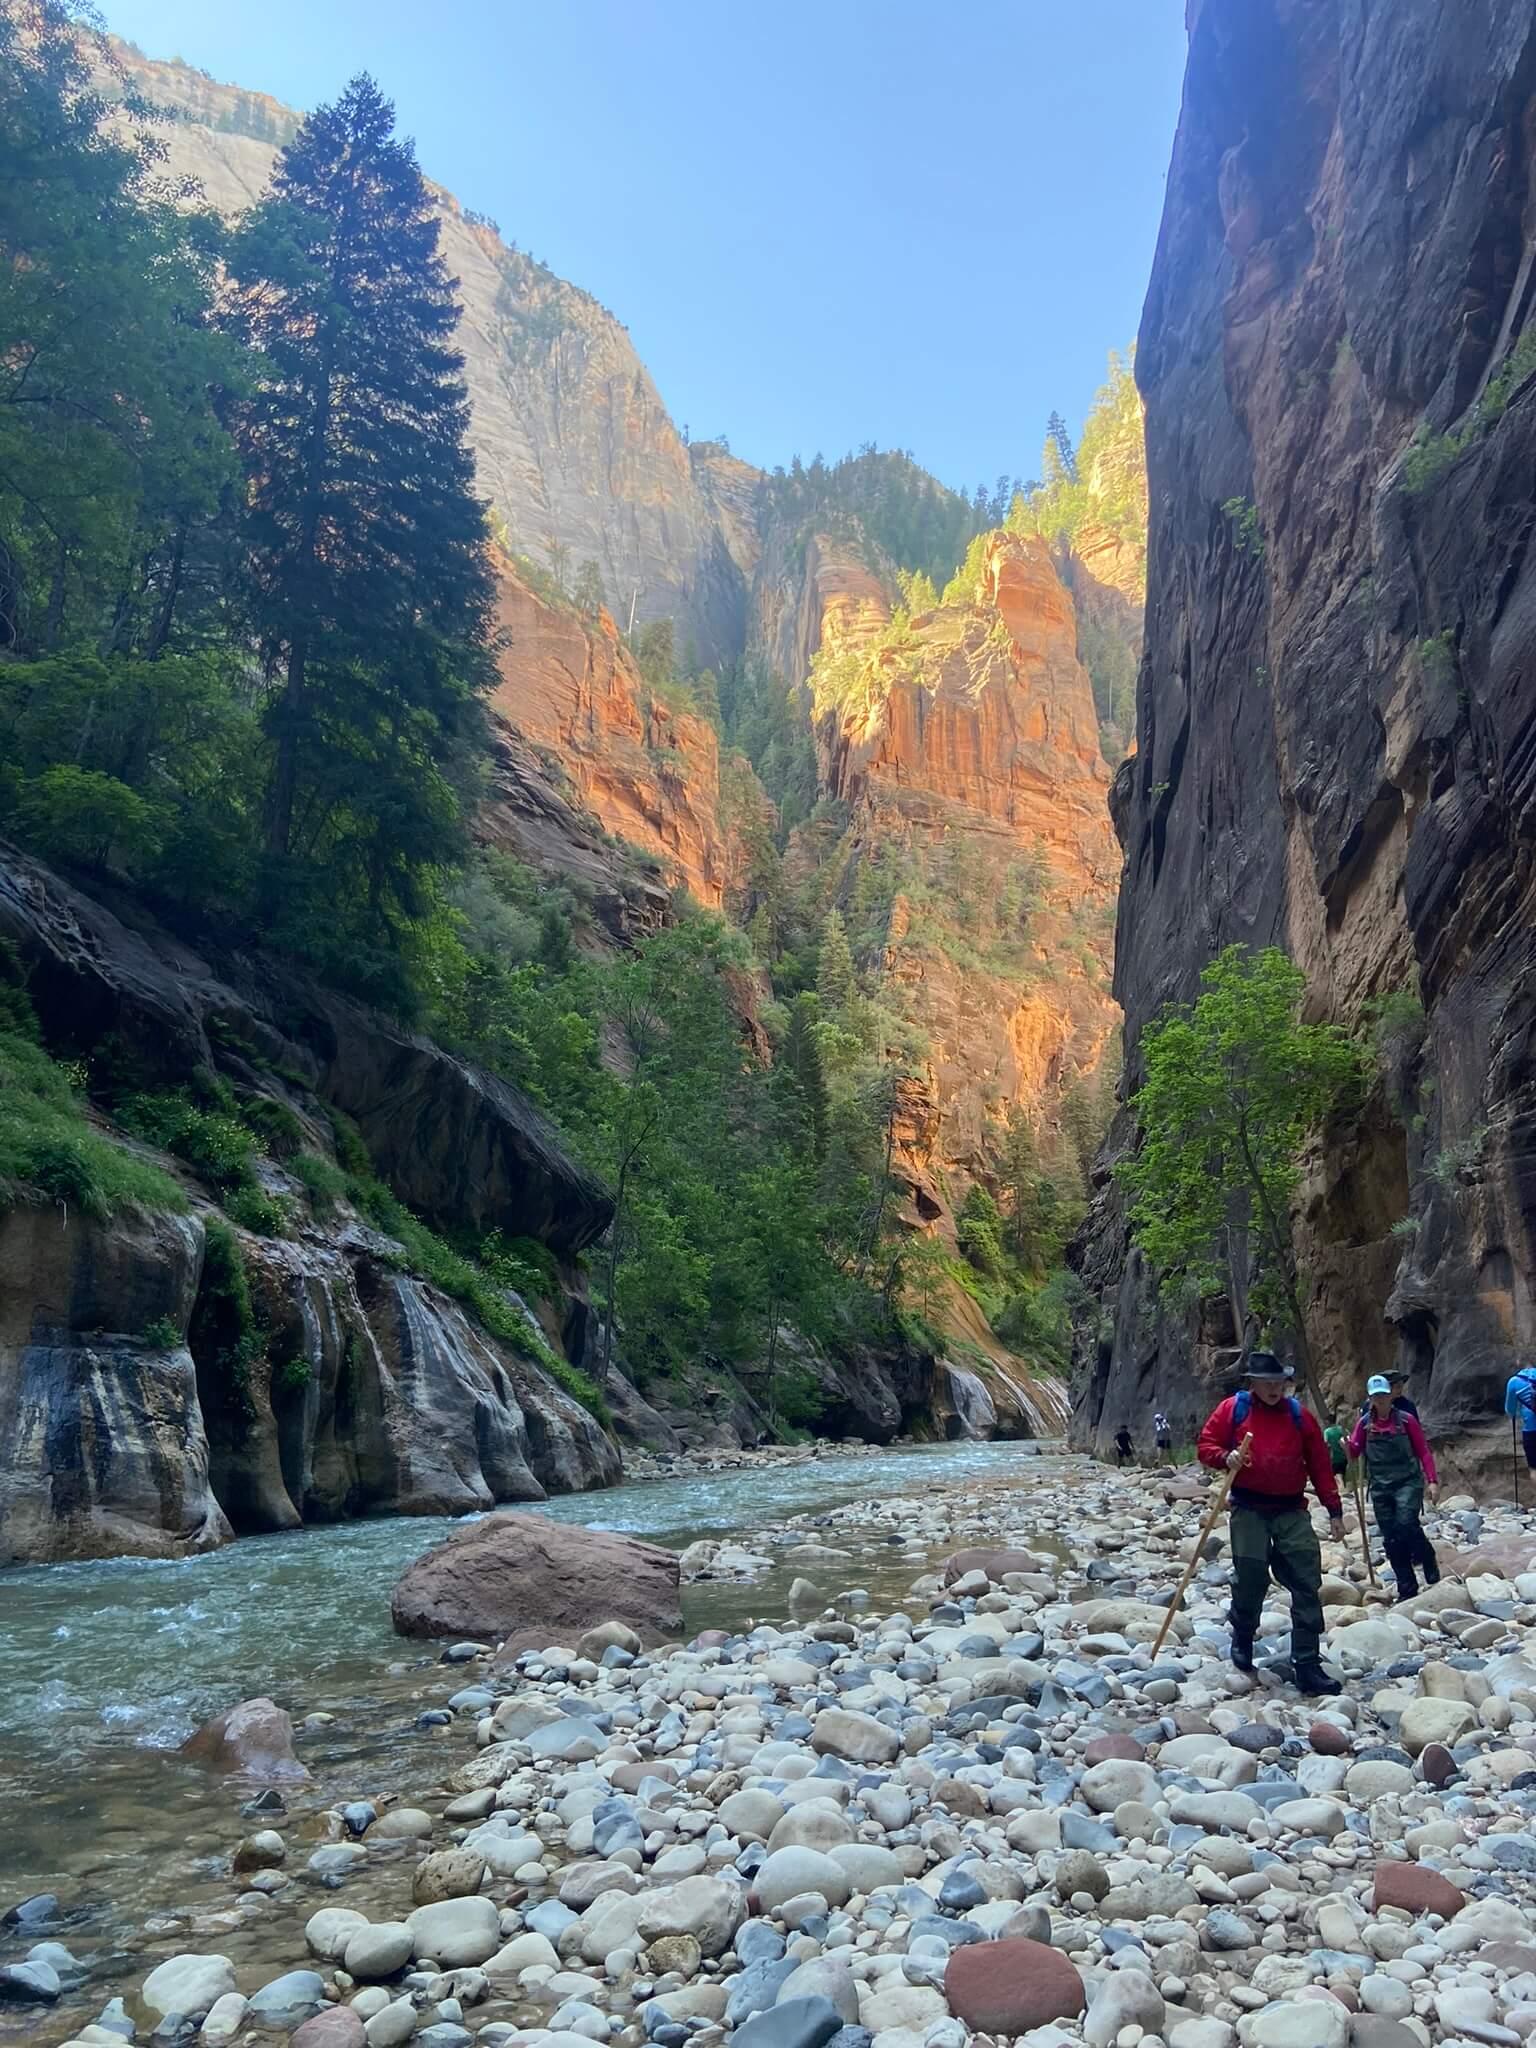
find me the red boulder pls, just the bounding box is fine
[945,1937,1086,2033]
[1372,1861,1464,1918]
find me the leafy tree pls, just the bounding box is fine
[222,73,493,973]
[957,1182,1005,1276]
[0,0,238,655]
[1115,946,1367,1407]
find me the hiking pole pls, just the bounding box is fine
[1352,1468,1379,1586]
[1516,1418,1522,1512]
[1150,1433,1250,1661]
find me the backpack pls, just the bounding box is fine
[1505,1369,1536,1425]
[1231,1389,1302,1439]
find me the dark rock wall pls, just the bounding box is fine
[1073,0,1536,1484]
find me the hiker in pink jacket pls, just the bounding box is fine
[1348,1374,1440,1601]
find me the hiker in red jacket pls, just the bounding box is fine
[1198,1351,1345,1695]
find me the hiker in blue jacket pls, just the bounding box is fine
[1506,1361,1536,1470]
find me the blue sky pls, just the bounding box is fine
[105,0,1188,495]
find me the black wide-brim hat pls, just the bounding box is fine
[1242,1351,1295,1381]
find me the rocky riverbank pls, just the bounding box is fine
[9,1456,1536,2048]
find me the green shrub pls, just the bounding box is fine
[223,1184,293,1236]
[141,1315,181,1348]
[1401,431,1461,494]
[291,1149,348,1216]
[0,1013,185,1221]
[12,764,168,874]
[324,1106,374,1178]
[188,1219,259,1419]
[117,1088,258,1193]
[241,1094,305,1157]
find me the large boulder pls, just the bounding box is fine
[181,1698,307,1781]
[391,1511,682,1652]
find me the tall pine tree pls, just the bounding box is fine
[223,75,492,980]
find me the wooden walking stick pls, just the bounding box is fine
[1353,1467,1379,1586]
[1150,1433,1251,1661]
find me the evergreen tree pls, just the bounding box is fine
[816,909,857,1017]
[571,558,604,617]
[1046,411,1078,483]
[223,74,492,966]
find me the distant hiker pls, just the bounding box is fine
[1349,1374,1440,1601]
[1154,1411,1173,1462]
[1505,1360,1536,1470]
[1323,1416,1350,1478]
[1114,1425,1134,1466]
[1197,1351,1345,1695]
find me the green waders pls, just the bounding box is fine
[1363,1420,1430,1597]
[1228,1504,1324,1668]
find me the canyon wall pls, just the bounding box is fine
[1073,0,1536,1485]
[106,43,757,665]
[0,850,621,1563]
[819,532,1119,1201]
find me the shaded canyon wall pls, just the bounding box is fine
[1072,0,1536,1487]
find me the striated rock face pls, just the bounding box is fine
[753,529,894,702]
[0,1202,229,1564]
[823,535,1115,870]
[104,45,757,665]
[819,532,1120,1190]
[1073,0,1536,1483]
[488,557,732,908]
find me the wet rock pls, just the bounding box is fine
[342,1923,414,1980]
[180,1698,307,1780]
[142,1954,238,2020]
[412,1848,487,1905]
[247,1970,326,2026]
[291,2012,366,2048]
[404,1898,501,1968]
[0,1961,59,2003]
[391,1513,682,1652]
[730,1996,844,2048]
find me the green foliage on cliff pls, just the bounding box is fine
[1009,350,1146,550]
[1117,946,1367,1402]
[1401,326,1536,494]
[0,949,185,1219]
[761,448,995,587]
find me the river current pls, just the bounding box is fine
[0,1438,1058,1939]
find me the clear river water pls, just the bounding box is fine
[0,1437,1059,1965]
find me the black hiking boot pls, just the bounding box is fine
[1424,1555,1441,1586]
[1230,1631,1256,1674]
[1394,1575,1420,1604]
[1292,1663,1343,1696]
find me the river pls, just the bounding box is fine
[0,1437,1060,1967]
